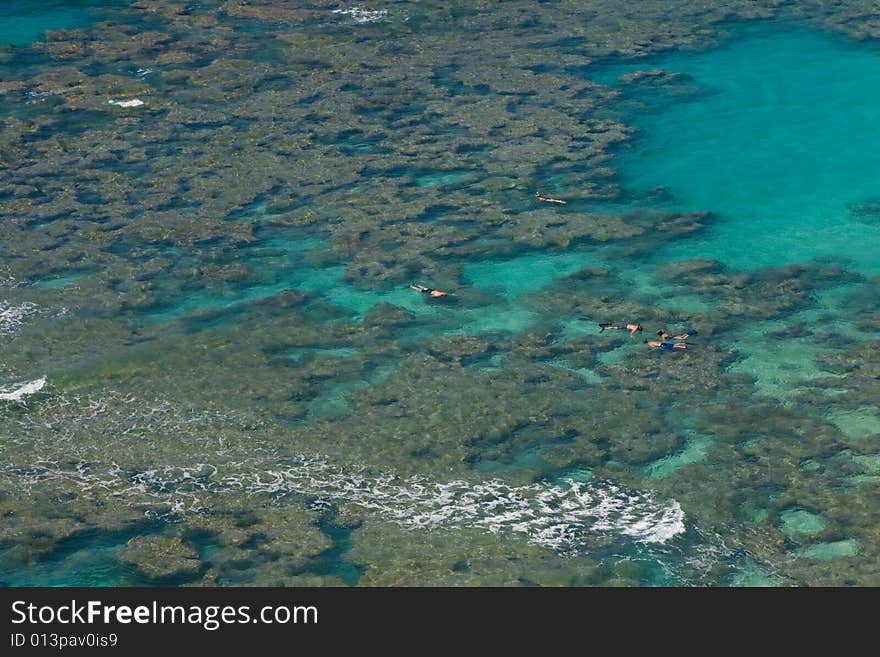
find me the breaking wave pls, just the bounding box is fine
[1,390,685,553]
[234,457,687,549]
[2,452,685,553]
[331,7,391,24]
[0,377,47,402]
[0,300,41,337]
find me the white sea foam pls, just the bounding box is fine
[247,457,687,548]
[0,377,47,402]
[3,450,685,551]
[331,7,389,24]
[0,301,40,336]
[0,391,684,551]
[0,270,17,287]
[26,88,67,103]
[108,98,145,107]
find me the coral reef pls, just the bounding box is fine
[1,0,879,586]
[117,536,203,582]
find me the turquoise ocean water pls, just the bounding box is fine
[1,2,879,586]
[604,24,880,274]
[0,1,125,46]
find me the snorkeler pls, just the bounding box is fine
[536,193,567,204]
[599,322,643,336]
[644,340,688,350]
[409,284,448,298]
[656,329,698,340]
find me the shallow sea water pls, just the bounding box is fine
[604,24,880,274]
[1,2,878,586]
[0,1,125,46]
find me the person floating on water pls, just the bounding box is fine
[644,340,688,350]
[409,284,448,298]
[536,193,566,204]
[656,329,698,340]
[599,322,643,336]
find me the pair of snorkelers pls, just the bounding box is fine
[409,283,448,298]
[599,322,697,350]
[645,328,698,350]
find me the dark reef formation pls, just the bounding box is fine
[1,0,879,586]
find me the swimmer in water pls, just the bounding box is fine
[536,193,566,204]
[644,340,688,350]
[656,329,698,340]
[409,284,448,298]
[599,322,643,336]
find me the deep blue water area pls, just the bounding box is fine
[600,23,880,274]
[0,1,127,46]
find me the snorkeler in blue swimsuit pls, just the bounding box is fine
[645,340,688,350]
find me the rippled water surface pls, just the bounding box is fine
[1,1,879,586]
